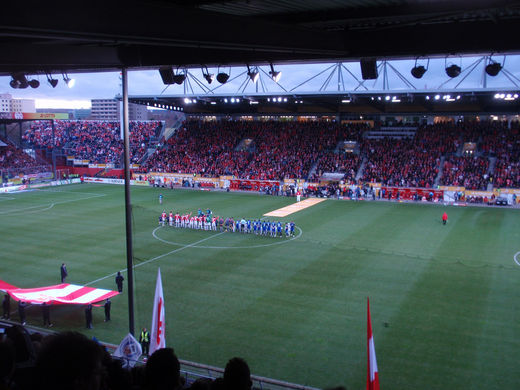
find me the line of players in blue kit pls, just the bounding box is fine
[159,209,296,238]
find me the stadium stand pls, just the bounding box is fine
[17,118,520,192]
[0,322,316,390]
[0,139,51,182]
[23,120,163,165]
[145,120,365,180]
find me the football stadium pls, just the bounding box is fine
[1,2,520,390]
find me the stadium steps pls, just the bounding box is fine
[356,156,367,181]
[307,161,319,180]
[486,156,497,191]
[434,156,446,186]
[235,138,253,152]
[364,126,417,139]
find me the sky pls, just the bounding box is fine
[0,56,519,109]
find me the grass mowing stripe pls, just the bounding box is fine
[2,184,520,390]
[86,231,226,286]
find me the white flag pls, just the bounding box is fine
[113,333,142,368]
[150,267,166,354]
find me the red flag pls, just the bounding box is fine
[150,268,166,354]
[367,298,380,390]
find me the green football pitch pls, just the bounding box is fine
[1,183,519,389]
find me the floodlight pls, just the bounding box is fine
[10,73,28,89]
[28,79,40,88]
[485,60,502,77]
[204,73,214,84]
[216,66,230,84]
[269,63,282,82]
[445,64,461,78]
[247,65,259,83]
[48,76,58,88]
[201,66,214,84]
[63,74,75,88]
[411,65,426,79]
[173,74,186,85]
[217,73,229,84]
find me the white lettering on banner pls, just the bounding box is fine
[84,177,150,186]
[0,185,27,193]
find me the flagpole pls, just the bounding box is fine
[367,297,380,390]
[121,67,135,336]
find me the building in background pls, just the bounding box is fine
[36,108,73,119]
[0,93,36,113]
[73,109,91,119]
[91,98,148,121]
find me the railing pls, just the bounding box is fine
[103,340,320,390]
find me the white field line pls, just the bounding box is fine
[85,231,226,286]
[152,225,303,249]
[514,251,520,267]
[0,193,106,215]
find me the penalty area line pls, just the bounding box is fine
[85,231,226,286]
[514,251,520,267]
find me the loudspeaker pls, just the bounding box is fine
[159,67,175,84]
[360,59,378,80]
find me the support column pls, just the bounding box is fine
[121,68,135,336]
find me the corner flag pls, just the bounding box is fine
[367,298,380,390]
[150,268,166,354]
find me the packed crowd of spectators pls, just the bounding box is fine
[0,141,51,180]
[441,156,490,190]
[480,123,520,188]
[23,120,162,164]
[16,118,520,189]
[359,121,500,189]
[145,120,366,180]
[310,151,360,182]
[0,324,272,390]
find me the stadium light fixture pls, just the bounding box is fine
[247,65,259,83]
[445,57,461,78]
[202,66,214,84]
[172,68,186,85]
[269,63,282,82]
[10,73,29,89]
[411,58,429,79]
[216,66,230,84]
[63,73,75,88]
[28,79,40,88]
[485,56,503,77]
[47,76,58,87]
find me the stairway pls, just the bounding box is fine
[434,156,446,187]
[486,156,497,191]
[355,156,367,181]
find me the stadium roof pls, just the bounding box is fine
[130,90,520,116]
[1,1,520,75]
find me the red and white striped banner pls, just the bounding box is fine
[0,280,119,305]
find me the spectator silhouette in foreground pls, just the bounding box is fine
[0,341,15,390]
[223,357,252,390]
[18,301,26,325]
[42,302,52,327]
[145,347,183,390]
[2,293,10,319]
[36,331,107,390]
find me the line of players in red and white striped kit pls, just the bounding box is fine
[159,209,295,237]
